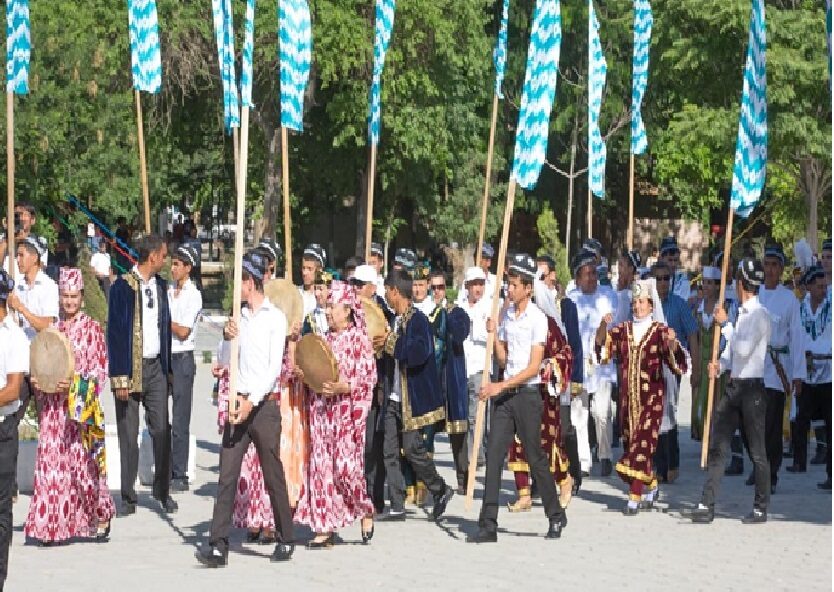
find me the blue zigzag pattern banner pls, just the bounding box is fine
[630,0,652,155]
[211,0,240,133]
[279,0,312,131]
[368,0,396,145]
[6,0,30,95]
[493,0,509,99]
[510,0,561,191]
[240,0,255,108]
[127,0,162,94]
[588,0,607,197]
[729,0,767,218]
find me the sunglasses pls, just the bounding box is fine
[431,284,446,290]
[655,275,671,282]
[145,287,155,309]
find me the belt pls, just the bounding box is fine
[729,377,764,385]
[143,356,161,364]
[505,385,539,395]
[768,345,789,355]
[809,353,832,361]
[172,351,194,356]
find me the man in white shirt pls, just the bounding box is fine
[659,236,691,302]
[8,237,59,342]
[568,249,617,477]
[90,240,112,300]
[792,266,832,489]
[368,242,387,298]
[0,202,48,275]
[197,251,294,567]
[461,266,490,466]
[0,270,29,591]
[468,253,566,543]
[457,243,497,305]
[168,245,203,492]
[302,269,331,336]
[615,250,641,324]
[299,243,326,316]
[693,259,772,524]
[412,264,435,317]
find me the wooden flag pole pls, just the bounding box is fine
[281,126,293,280]
[364,143,378,262]
[6,92,15,275]
[465,176,517,511]
[700,206,735,468]
[134,90,151,234]
[476,93,500,268]
[587,185,592,237]
[228,105,251,422]
[627,153,635,250]
[232,127,241,187]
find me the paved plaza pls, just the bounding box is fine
[6,321,832,591]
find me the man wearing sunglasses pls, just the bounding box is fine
[107,233,177,516]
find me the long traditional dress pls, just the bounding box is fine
[25,312,115,542]
[294,323,377,532]
[598,318,688,500]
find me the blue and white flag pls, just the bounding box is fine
[630,0,652,155]
[510,0,561,190]
[368,0,396,145]
[279,0,312,131]
[240,0,255,108]
[5,0,30,95]
[493,0,509,99]
[127,0,162,94]
[588,0,607,197]
[729,0,767,218]
[211,0,240,132]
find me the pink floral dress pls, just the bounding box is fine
[294,324,377,532]
[25,313,115,542]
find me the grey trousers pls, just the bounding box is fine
[171,351,196,481]
[114,358,171,504]
[467,372,486,465]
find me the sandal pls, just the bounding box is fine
[506,497,532,513]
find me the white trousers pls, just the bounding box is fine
[572,383,614,472]
[571,391,591,472]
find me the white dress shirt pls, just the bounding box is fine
[463,296,490,377]
[90,252,111,277]
[168,279,203,353]
[671,270,691,302]
[14,270,59,341]
[569,288,617,392]
[719,296,772,378]
[134,268,161,359]
[457,272,497,305]
[758,284,805,390]
[801,294,832,385]
[0,314,29,418]
[300,287,316,317]
[497,301,547,387]
[414,297,435,318]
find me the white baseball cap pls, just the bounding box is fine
[464,266,486,284]
[353,264,378,284]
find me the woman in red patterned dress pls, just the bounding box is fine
[24,267,115,544]
[295,281,377,548]
[595,278,688,515]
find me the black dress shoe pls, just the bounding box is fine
[545,513,567,539]
[810,448,826,465]
[466,529,498,543]
[195,543,228,568]
[119,502,136,517]
[786,464,806,473]
[690,506,714,524]
[271,542,295,562]
[724,457,744,476]
[818,478,832,490]
[158,496,179,514]
[306,534,335,549]
[380,510,406,522]
[432,486,454,521]
[745,472,755,486]
[741,508,767,524]
[600,459,613,477]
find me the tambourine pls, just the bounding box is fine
[30,328,75,393]
[361,296,388,350]
[264,278,304,328]
[296,333,340,394]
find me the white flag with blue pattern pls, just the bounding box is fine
[127,0,162,94]
[211,0,240,133]
[588,0,607,197]
[368,0,396,146]
[510,0,561,191]
[280,0,312,132]
[630,0,651,155]
[5,0,30,95]
[240,0,256,109]
[493,0,510,99]
[729,0,766,218]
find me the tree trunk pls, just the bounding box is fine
[800,157,832,252]
[262,125,281,240]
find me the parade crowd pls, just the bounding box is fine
[0,203,830,584]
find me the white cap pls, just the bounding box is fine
[353,264,378,284]
[464,266,486,284]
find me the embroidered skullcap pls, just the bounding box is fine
[303,243,327,267]
[22,235,47,259]
[481,242,495,259]
[258,238,281,262]
[659,236,679,255]
[394,248,417,270]
[763,242,786,265]
[582,238,603,257]
[370,242,384,257]
[622,249,641,271]
[804,265,825,285]
[174,244,198,267]
[508,252,537,280]
[242,251,266,281]
[59,267,84,292]
[571,249,597,277]
[738,258,765,287]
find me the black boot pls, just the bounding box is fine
[724,456,744,476]
[195,542,228,568]
[690,505,714,524]
[545,513,567,539]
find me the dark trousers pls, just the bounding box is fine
[740,388,784,484]
[0,416,18,590]
[210,399,293,547]
[655,427,680,478]
[561,404,582,486]
[479,387,564,532]
[701,378,770,510]
[170,351,196,481]
[420,422,468,488]
[382,400,446,513]
[365,401,386,513]
[793,382,833,476]
[114,358,171,504]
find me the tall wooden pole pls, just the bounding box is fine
[565,135,577,267]
[232,127,240,186]
[281,126,293,280]
[364,143,378,262]
[465,176,517,511]
[228,106,251,421]
[476,93,500,268]
[6,92,15,275]
[627,153,635,250]
[700,207,735,468]
[134,90,151,234]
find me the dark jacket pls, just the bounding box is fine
[444,306,470,433]
[561,297,583,389]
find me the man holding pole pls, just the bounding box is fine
[692,258,772,524]
[467,253,566,543]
